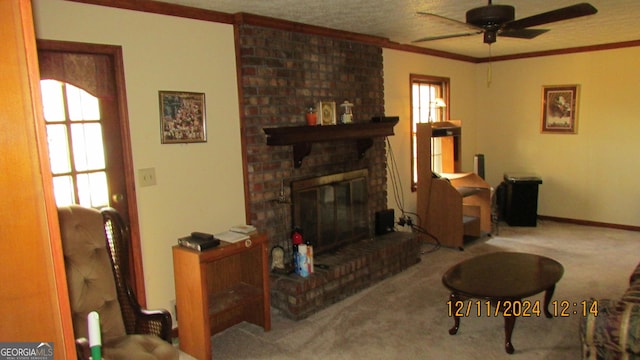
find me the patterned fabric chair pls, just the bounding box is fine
[580,262,640,359]
[58,205,178,360]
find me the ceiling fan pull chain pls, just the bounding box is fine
[486,45,493,88]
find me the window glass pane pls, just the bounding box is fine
[412,133,418,184]
[71,123,105,171]
[411,77,448,190]
[52,176,74,206]
[46,124,71,174]
[40,80,66,122]
[66,83,100,121]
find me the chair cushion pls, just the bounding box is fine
[103,335,179,360]
[58,205,127,342]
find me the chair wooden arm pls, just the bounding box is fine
[135,308,174,343]
[74,337,90,360]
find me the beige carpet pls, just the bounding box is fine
[194,220,639,359]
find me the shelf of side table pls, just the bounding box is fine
[172,234,271,360]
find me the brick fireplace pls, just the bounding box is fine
[237,22,387,244]
[236,21,420,319]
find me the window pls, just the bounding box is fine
[40,79,109,208]
[410,74,450,191]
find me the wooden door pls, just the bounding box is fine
[0,1,74,357]
[36,40,146,304]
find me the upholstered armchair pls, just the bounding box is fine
[58,205,178,360]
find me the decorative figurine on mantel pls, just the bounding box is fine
[340,100,354,124]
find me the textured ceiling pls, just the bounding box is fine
[157,0,640,58]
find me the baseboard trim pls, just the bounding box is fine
[538,215,640,232]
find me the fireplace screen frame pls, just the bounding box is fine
[291,169,370,255]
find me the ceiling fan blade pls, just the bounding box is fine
[503,3,597,30]
[413,30,483,43]
[499,28,549,39]
[416,11,482,31]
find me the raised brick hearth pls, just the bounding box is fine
[270,232,421,320]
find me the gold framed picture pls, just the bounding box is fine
[159,91,207,143]
[541,85,579,134]
[317,101,336,126]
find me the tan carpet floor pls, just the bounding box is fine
[188,220,639,359]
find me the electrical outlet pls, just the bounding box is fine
[138,167,157,187]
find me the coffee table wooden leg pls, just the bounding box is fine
[543,284,556,318]
[448,293,460,335]
[504,314,516,354]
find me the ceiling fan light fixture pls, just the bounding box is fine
[483,31,497,44]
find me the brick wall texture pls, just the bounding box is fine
[237,24,387,251]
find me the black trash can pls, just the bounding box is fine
[503,173,543,227]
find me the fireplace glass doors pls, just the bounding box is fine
[292,169,370,254]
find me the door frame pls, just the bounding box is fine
[36,39,147,305]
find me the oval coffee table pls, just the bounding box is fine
[442,252,564,354]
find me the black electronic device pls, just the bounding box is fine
[371,116,400,123]
[179,233,220,251]
[375,209,395,235]
[191,231,214,240]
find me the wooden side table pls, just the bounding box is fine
[173,233,271,359]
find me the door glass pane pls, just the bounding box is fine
[71,123,105,171]
[40,80,66,122]
[46,124,71,174]
[77,171,109,208]
[66,83,100,121]
[52,176,74,206]
[40,79,109,209]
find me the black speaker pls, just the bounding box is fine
[375,209,395,235]
[474,154,485,179]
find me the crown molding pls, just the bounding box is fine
[65,0,640,63]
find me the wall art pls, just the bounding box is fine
[541,85,579,134]
[159,91,206,143]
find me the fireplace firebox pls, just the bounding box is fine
[291,169,370,255]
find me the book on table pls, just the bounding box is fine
[214,230,250,243]
[229,224,257,235]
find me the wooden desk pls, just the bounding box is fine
[442,172,493,235]
[416,123,492,250]
[173,234,271,359]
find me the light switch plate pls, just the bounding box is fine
[139,167,157,187]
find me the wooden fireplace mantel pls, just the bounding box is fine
[263,120,398,167]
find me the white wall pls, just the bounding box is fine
[32,0,247,315]
[384,46,640,228]
[475,49,640,226]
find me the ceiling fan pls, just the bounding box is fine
[413,1,597,45]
